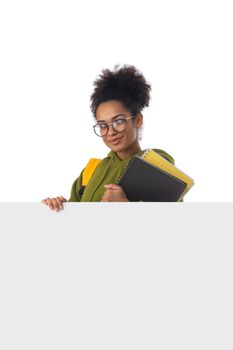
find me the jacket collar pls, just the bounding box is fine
[107,149,145,162]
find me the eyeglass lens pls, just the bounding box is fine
[94,118,127,136]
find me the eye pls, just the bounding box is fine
[114,118,125,126]
[98,123,107,129]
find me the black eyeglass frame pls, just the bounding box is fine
[93,115,136,137]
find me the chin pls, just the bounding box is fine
[105,139,125,152]
[108,144,124,152]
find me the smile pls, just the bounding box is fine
[109,136,123,145]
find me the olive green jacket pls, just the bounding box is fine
[68,148,175,202]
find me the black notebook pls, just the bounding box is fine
[117,156,187,202]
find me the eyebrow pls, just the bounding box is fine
[97,114,126,123]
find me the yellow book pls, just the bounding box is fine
[141,149,194,201]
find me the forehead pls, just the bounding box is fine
[96,100,130,122]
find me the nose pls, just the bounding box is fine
[107,123,118,136]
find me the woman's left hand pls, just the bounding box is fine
[101,184,129,202]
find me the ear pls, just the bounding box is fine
[135,114,143,128]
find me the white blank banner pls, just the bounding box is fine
[0,203,232,350]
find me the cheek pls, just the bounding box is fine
[125,127,137,141]
[102,136,109,145]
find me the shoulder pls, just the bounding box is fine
[152,148,175,165]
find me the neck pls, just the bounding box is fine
[116,139,141,160]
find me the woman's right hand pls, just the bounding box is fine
[41,196,67,211]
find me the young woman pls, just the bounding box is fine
[42,65,174,211]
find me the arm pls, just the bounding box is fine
[68,169,85,202]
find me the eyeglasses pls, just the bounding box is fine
[93,116,136,137]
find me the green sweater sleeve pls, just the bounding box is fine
[67,169,85,202]
[153,148,175,165]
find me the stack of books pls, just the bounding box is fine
[117,149,194,202]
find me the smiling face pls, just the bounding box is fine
[95,100,143,160]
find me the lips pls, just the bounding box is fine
[108,136,123,145]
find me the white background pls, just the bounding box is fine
[0,0,232,201]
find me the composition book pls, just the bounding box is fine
[117,149,194,202]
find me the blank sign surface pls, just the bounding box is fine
[0,203,232,350]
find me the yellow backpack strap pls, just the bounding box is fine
[82,158,101,186]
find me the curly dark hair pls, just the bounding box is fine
[90,64,151,118]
